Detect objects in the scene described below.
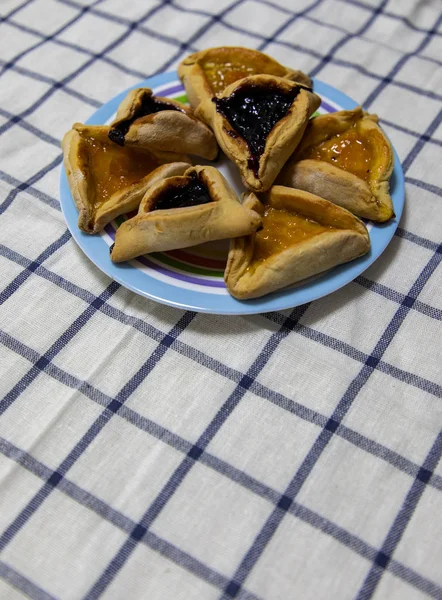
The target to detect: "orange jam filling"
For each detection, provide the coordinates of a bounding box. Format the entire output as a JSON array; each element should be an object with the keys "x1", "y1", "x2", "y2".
[
  {"x1": 82, "y1": 135, "x2": 158, "y2": 209},
  {"x1": 301, "y1": 125, "x2": 378, "y2": 182},
  {"x1": 253, "y1": 207, "x2": 334, "y2": 262},
  {"x1": 202, "y1": 60, "x2": 261, "y2": 96}
]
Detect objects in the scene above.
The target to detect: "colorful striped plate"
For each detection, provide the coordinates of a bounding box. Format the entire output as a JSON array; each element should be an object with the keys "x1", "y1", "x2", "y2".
[{"x1": 59, "y1": 71, "x2": 404, "y2": 314}]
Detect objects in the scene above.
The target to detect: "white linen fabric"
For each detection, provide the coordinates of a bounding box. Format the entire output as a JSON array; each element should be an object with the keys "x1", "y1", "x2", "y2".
[{"x1": 0, "y1": 0, "x2": 441, "y2": 599}]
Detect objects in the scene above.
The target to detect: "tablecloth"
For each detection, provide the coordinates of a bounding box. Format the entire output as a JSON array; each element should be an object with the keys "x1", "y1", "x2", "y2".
[{"x1": 1, "y1": 0, "x2": 442, "y2": 598}]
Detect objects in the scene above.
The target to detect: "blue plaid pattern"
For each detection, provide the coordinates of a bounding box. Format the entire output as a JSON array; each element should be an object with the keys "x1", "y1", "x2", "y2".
[{"x1": 1, "y1": 0, "x2": 442, "y2": 598}]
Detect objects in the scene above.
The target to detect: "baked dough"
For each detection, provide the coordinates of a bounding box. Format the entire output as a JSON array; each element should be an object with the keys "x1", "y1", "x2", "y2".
[
  {"x1": 110, "y1": 165, "x2": 262, "y2": 262},
  {"x1": 61, "y1": 123, "x2": 190, "y2": 233},
  {"x1": 108, "y1": 88, "x2": 218, "y2": 160},
  {"x1": 225, "y1": 185, "x2": 370, "y2": 299},
  {"x1": 278, "y1": 107, "x2": 394, "y2": 222},
  {"x1": 197, "y1": 74, "x2": 321, "y2": 193},
  {"x1": 178, "y1": 46, "x2": 312, "y2": 115}
]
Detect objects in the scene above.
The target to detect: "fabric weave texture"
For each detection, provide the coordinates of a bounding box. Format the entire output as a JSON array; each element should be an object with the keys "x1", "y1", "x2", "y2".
[{"x1": 0, "y1": 0, "x2": 442, "y2": 599}]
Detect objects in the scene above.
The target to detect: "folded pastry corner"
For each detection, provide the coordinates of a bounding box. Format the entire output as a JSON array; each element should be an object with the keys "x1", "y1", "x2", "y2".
[
  {"x1": 62, "y1": 123, "x2": 191, "y2": 233},
  {"x1": 277, "y1": 107, "x2": 395, "y2": 222},
  {"x1": 178, "y1": 46, "x2": 312, "y2": 115},
  {"x1": 197, "y1": 74, "x2": 321, "y2": 193},
  {"x1": 224, "y1": 185, "x2": 370, "y2": 300},
  {"x1": 108, "y1": 88, "x2": 218, "y2": 160},
  {"x1": 110, "y1": 165, "x2": 262, "y2": 263}
]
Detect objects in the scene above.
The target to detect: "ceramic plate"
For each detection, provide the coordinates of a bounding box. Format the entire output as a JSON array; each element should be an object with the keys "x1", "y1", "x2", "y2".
[{"x1": 59, "y1": 71, "x2": 404, "y2": 314}]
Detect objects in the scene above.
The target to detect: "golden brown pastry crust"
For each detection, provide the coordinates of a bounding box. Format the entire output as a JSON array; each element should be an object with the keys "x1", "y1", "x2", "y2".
[
  {"x1": 109, "y1": 88, "x2": 218, "y2": 160},
  {"x1": 178, "y1": 46, "x2": 312, "y2": 115},
  {"x1": 225, "y1": 186, "x2": 370, "y2": 299},
  {"x1": 61, "y1": 123, "x2": 190, "y2": 233},
  {"x1": 197, "y1": 74, "x2": 321, "y2": 193},
  {"x1": 278, "y1": 107, "x2": 394, "y2": 222},
  {"x1": 110, "y1": 165, "x2": 262, "y2": 262}
]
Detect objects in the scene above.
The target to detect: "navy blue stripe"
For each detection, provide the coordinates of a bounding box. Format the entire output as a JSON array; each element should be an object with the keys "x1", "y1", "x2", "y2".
[
  {"x1": 405, "y1": 176, "x2": 442, "y2": 198},
  {"x1": 264, "y1": 309, "x2": 442, "y2": 399},
  {"x1": 0, "y1": 1, "x2": 100, "y2": 78},
  {"x1": 3, "y1": 17, "x2": 149, "y2": 81},
  {"x1": 362, "y1": 12, "x2": 442, "y2": 110},
  {"x1": 0, "y1": 438, "x2": 261, "y2": 600},
  {"x1": 307, "y1": 2, "x2": 442, "y2": 39},
  {"x1": 219, "y1": 424, "x2": 342, "y2": 598},
  {"x1": 0, "y1": 2, "x2": 170, "y2": 140},
  {"x1": 84, "y1": 304, "x2": 310, "y2": 599},
  {"x1": 175, "y1": 0, "x2": 442, "y2": 96},
  {"x1": 176, "y1": 0, "x2": 442, "y2": 40},
  {"x1": 2, "y1": 4, "x2": 440, "y2": 155},
  {"x1": 147, "y1": 0, "x2": 248, "y2": 80},
  {"x1": 58, "y1": 0, "x2": 200, "y2": 56},
  {"x1": 309, "y1": 0, "x2": 388, "y2": 77},
  {"x1": 220, "y1": 242, "x2": 442, "y2": 597},
  {"x1": 356, "y1": 430, "x2": 442, "y2": 599},
  {"x1": 395, "y1": 227, "x2": 440, "y2": 253},
  {"x1": 277, "y1": 8, "x2": 442, "y2": 92},
  {"x1": 0, "y1": 560, "x2": 56, "y2": 600},
  {"x1": 341, "y1": 0, "x2": 442, "y2": 36},
  {"x1": 0, "y1": 329, "x2": 187, "y2": 448},
  {"x1": 289, "y1": 500, "x2": 442, "y2": 599},
  {"x1": 2, "y1": 435, "x2": 441, "y2": 600},
  {"x1": 0, "y1": 0, "x2": 36, "y2": 22},
  {"x1": 166, "y1": 0, "x2": 442, "y2": 105},
  {"x1": 2, "y1": 239, "x2": 442, "y2": 449},
  {"x1": 1, "y1": 1, "x2": 440, "y2": 598},
  {"x1": 382, "y1": 118, "x2": 442, "y2": 149},
  {"x1": 0, "y1": 281, "x2": 119, "y2": 420},
  {"x1": 0, "y1": 168, "x2": 60, "y2": 212},
  {"x1": 0, "y1": 309, "x2": 194, "y2": 555},
  {"x1": 0, "y1": 106, "x2": 60, "y2": 147},
  {"x1": 355, "y1": 275, "x2": 442, "y2": 322},
  {"x1": 3, "y1": 309, "x2": 442, "y2": 506},
  {"x1": 2, "y1": 236, "x2": 441, "y2": 427},
  {"x1": 276, "y1": 35, "x2": 442, "y2": 104},
  {"x1": 0, "y1": 154, "x2": 63, "y2": 215},
  {"x1": 152, "y1": 0, "x2": 321, "y2": 78},
  {"x1": 0, "y1": 58, "x2": 101, "y2": 108},
  {"x1": 4, "y1": 0, "x2": 441, "y2": 119},
  {"x1": 257, "y1": 0, "x2": 324, "y2": 51},
  {"x1": 402, "y1": 108, "x2": 442, "y2": 174},
  {"x1": 336, "y1": 424, "x2": 442, "y2": 495},
  {"x1": 0, "y1": 230, "x2": 70, "y2": 306}
]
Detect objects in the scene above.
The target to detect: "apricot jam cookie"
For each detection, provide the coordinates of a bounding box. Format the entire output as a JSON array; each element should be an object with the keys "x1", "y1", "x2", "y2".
[
  {"x1": 278, "y1": 108, "x2": 394, "y2": 222},
  {"x1": 224, "y1": 185, "x2": 370, "y2": 299},
  {"x1": 62, "y1": 123, "x2": 190, "y2": 233}
]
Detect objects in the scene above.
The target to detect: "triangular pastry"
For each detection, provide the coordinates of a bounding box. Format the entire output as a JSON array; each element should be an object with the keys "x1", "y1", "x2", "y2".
[
  {"x1": 178, "y1": 46, "x2": 312, "y2": 115},
  {"x1": 197, "y1": 74, "x2": 321, "y2": 193},
  {"x1": 110, "y1": 165, "x2": 262, "y2": 263},
  {"x1": 277, "y1": 107, "x2": 394, "y2": 222},
  {"x1": 62, "y1": 123, "x2": 190, "y2": 233},
  {"x1": 225, "y1": 185, "x2": 370, "y2": 299},
  {"x1": 108, "y1": 88, "x2": 218, "y2": 160}
]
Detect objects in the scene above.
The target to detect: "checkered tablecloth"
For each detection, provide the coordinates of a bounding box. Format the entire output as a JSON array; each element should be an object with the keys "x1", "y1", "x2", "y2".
[{"x1": 1, "y1": 0, "x2": 442, "y2": 598}]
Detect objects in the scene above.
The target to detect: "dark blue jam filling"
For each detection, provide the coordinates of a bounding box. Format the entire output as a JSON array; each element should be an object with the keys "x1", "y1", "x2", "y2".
[
  {"x1": 108, "y1": 95, "x2": 180, "y2": 146},
  {"x1": 213, "y1": 83, "x2": 308, "y2": 176},
  {"x1": 153, "y1": 172, "x2": 212, "y2": 210}
]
